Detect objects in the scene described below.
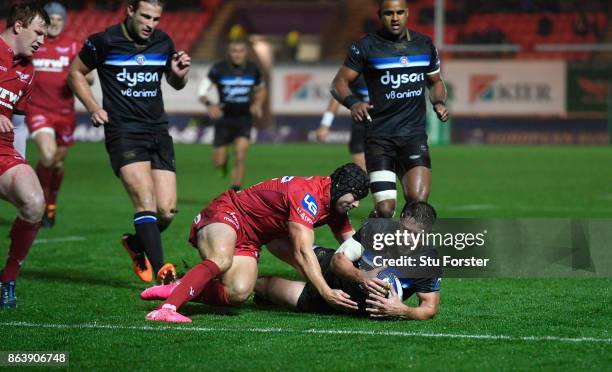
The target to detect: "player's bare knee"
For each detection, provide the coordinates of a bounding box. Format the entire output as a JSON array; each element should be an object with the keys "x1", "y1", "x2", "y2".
[
  {"x1": 376, "y1": 200, "x2": 396, "y2": 218},
  {"x1": 157, "y1": 207, "x2": 176, "y2": 223},
  {"x1": 21, "y1": 193, "x2": 45, "y2": 222},
  {"x1": 226, "y1": 283, "x2": 253, "y2": 304}
]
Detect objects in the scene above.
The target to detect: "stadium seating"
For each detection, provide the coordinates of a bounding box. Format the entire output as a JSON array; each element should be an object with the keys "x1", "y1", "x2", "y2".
[{"x1": 0, "y1": 2, "x2": 220, "y2": 53}]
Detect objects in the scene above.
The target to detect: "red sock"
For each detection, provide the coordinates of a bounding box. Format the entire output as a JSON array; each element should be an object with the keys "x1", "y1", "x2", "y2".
[
  {"x1": 198, "y1": 279, "x2": 230, "y2": 306},
  {"x1": 162, "y1": 259, "x2": 221, "y2": 309},
  {"x1": 49, "y1": 167, "x2": 64, "y2": 205},
  {"x1": 1, "y1": 218, "x2": 41, "y2": 282},
  {"x1": 35, "y1": 161, "x2": 53, "y2": 203}
]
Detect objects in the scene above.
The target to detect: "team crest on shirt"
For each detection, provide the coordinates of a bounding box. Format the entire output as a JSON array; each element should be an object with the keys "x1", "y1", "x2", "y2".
[
  {"x1": 15, "y1": 71, "x2": 30, "y2": 82},
  {"x1": 135, "y1": 54, "x2": 146, "y2": 65},
  {"x1": 400, "y1": 56, "x2": 409, "y2": 66}
]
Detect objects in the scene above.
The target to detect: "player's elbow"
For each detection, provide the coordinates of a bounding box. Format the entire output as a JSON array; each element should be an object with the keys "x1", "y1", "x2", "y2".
[
  {"x1": 330, "y1": 253, "x2": 343, "y2": 274},
  {"x1": 417, "y1": 305, "x2": 438, "y2": 321}
]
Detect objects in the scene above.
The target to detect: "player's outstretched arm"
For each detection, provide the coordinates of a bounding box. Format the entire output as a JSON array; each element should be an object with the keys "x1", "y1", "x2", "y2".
[
  {"x1": 316, "y1": 98, "x2": 341, "y2": 142},
  {"x1": 427, "y1": 72, "x2": 449, "y2": 122},
  {"x1": 366, "y1": 286, "x2": 439, "y2": 320},
  {"x1": 288, "y1": 222, "x2": 358, "y2": 311},
  {"x1": 166, "y1": 51, "x2": 191, "y2": 90},
  {"x1": 68, "y1": 57, "x2": 107, "y2": 126},
  {"x1": 331, "y1": 66, "x2": 373, "y2": 123}
]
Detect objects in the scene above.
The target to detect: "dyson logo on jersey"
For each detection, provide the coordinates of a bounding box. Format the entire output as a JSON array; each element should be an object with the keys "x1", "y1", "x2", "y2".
[
  {"x1": 116, "y1": 68, "x2": 160, "y2": 87},
  {"x1": 380, "y1": 71, "x2": 425, "y2": 89}
]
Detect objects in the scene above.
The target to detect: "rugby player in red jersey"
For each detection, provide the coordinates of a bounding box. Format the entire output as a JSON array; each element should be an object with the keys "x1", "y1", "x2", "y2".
[
  {"x1": 0, "y1": 3, "x2": 49, "y2": 309},
  {"x1": 26, "y1": 3, "x2": 89, "y2": 228},
  {"x1": 142, "y1": 163, "x2": 369, "y2": 322}
]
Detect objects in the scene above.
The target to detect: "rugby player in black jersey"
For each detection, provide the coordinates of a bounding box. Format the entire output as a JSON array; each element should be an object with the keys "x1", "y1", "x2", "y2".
[
  {"x1": 68, "y1": 0, "x2": 191, "y2": 283},
  {"x1": 255, "y1": 201, "x2": 441, "y2": 320},
  {"x1": 331, "y1": 0, "x2": 449, "y2": 218},
  {"x1": 198, "y1": 40, "x2": 266, "y2": 191},
  {"x1": 316, "y1": 74, "x2": 369, "y2": 171}
]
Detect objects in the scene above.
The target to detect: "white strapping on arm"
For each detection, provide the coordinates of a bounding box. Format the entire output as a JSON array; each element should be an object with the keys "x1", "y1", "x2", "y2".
[
  {"x1": 335, "y1": 237, "x2": 363, "y2": 262},
  {"x1": 197, "y1": 77, "x2": 220, "y2": 105},
  {"x1": 320, "y1": 111, "x2": 335, "y2": 127},
  {"x1": 12, "y1": 114, "x2": 27, "y2": 159}
]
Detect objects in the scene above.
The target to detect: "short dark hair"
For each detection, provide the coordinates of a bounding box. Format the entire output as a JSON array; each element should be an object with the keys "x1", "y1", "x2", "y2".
[
  {"x1": 128, "y1": 0, "x2": 166, "y2": 10},
  {"x1": 6, "y1": 2, "x2": 50, "y2": 28},
  {"x1": 401, "y1": 201, "x2": 437, "y2": 229},
  {"x1": 378, "y1": 0, "x2": 407, "y2": 16}
]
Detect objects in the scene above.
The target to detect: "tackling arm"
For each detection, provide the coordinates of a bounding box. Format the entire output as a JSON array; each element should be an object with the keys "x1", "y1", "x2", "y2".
[{"x1": 288, "y1": 222, "x2": 358, "y2": 311}]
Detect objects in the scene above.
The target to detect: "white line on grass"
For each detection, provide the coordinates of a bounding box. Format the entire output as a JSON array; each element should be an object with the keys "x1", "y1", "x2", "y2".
[
  {"x1": 1, "y1": 321, "x2": 610, "y2": 344},
  {"x1": 33, "y1": 236, "x2": 86, "y2": 245}
]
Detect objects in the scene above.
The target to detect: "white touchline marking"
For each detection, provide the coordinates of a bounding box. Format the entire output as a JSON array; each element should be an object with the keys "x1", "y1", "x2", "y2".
[
  {"x1": 33, "y1": 236, "x2": 86, "y2": 245},
  {"x1": 0, "y1": 321, "x2": 610, "y2": 344}
]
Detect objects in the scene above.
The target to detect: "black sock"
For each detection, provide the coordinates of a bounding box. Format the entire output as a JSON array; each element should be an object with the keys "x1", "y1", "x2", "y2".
[
  {"x1": 126, "y1": 234, "x2": 144, "y2": 253},
  {"x1": 134, "y1": 211, "x2": 164, "y2": 273}
]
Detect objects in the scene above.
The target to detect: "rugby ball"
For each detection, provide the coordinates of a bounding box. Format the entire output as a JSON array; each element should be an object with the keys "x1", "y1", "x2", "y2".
[{"x1": 376, "y1": 270, "x2": 403, "y2": 299}]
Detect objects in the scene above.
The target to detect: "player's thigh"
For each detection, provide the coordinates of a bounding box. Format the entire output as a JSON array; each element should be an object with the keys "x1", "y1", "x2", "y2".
[
  {"x1": 119, "y1": 161, "x2": 156, "y2": 211},
  {"x1": 256, "y1": 277, "x2": 306, "y2": 310},
  {"x1": 221, "y1": 255, "x2": 259, "y2": 304},
  {"x1": 152, "y1": 169, "x2": 176, "y2": 212},
  {"x1": 397, "y1": 136, "x2": 432, "y2": 201},
  {"x1": 196, "y1": 222, "x2": 238, "y2": 271},
  {"x1": 0, "y1": 164, "x2": 44, "y2": 220},
  {"x1": 32, "y1": 130, "x2": 57, "y2": 160}
]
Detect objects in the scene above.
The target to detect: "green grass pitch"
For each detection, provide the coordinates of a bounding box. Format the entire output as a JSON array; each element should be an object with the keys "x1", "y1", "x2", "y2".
[{"x1": 1, "y1": 142, "x2": 611, "y2": 370}]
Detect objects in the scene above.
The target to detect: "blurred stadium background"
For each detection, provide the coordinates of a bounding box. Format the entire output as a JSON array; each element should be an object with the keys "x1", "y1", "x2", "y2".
[{"x1": 2, "y1": 0, "x2": 611, "y2": 146}]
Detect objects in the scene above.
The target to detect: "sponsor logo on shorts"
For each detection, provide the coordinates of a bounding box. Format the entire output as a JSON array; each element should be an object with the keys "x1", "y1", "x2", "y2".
[
  {"x1": 301, "y1": 194, "x2": 318, "y2": 217},
  {"x1": 122, "y1": 150, "x2": 137, "y2": 160},
  {"x1": 281, "y1": 176, "x2": 294, "y2": 183}
]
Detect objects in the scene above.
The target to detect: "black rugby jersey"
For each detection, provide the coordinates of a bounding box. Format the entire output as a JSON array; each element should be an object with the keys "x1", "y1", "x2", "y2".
[
  {"x1": 79, "y1": 22, "x2": 176, "y2": 134},
  {"x1": 208, "y1": 60, "x2": 262, "y2": 117},
  {"x1": 344, "y1": 30, "x2": 440, "y2": 138},
  {"x1": 350, "y1": 74, "x2": 370, "y2": 104}
]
